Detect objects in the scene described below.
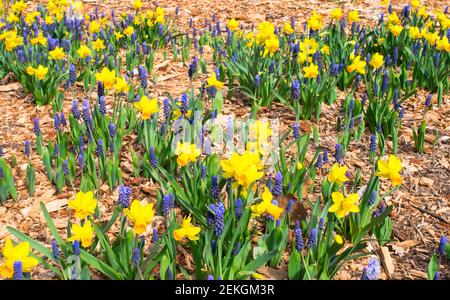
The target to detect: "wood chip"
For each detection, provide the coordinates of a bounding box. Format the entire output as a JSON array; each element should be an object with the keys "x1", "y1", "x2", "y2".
[
  {"x1": 0, "y1": 82, "x2": 21, "y2": 92},
  {"x1": 378, "y1": 246, "x2": 395, "y2": 278}
]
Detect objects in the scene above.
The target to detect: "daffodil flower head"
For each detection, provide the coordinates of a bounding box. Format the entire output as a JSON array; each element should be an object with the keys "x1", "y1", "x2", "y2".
[
  {"x1": 0, "y1": 239, "x2": 39, "y2": 279},
  {"x1": 250, "y1": 187, "x2": 283, "y2": 220},
  {"x1": 262, "y1": 34, "x2": 280, "y2": 58},
  {"x1": 220, "y1": 151, "x2": 264, "y2": 189},
  {"x1": 328, "y1": 192, "x2": 360, "y2": 218},
  {"x1": 133, "y1": 95, "x2": 159, "y2": 120},
  {"x1": 370, "y1": 52, "x2": 384, "y2": 69},
  {"x1": 33, "y1": 65, "x2": 48, "y2": 80},
  {"x1": 206, "y1": 72, "x2": 224, "y2": 90},
  {"x1": 375, "y1": 155, "x2": 403, "y2": 186},
  {"x1": 282, "y1": 22, "x2": 294, "y2": 34},
  {"x1": 68, "y1": 191, "x2": 97, "y2": 219},
  {"x1": 330, "y1": 7, "x2": 343, "y2": 20},
  {"x1": 95, "y1": 67, "x2": 116, "y2": 89},
  {"x1": 228, "y1": 18, "x2": 239, "y2": 32},
  {"x1": 346, "y1": 55, "x2": 366, "y2": 74},
  {"x1": 327, "y1": 163, "x2": 349, "y2": 185},
  {"x1": 49, "y1": 46, "x2": 65, "y2": 60},
  {"x1": 68, "y1": 221, "x2": 95, "y2": 248},
  {"x1": 173, "y1": 216, "x2": 201, "y2": 242},
  {"x1": 303, "y1": 63, "x2": 319, "y2": 79},
  {"x1": 175, "y1": 142, "x2": 201, "y2": 167},
  {"x1": 124, "y1": 200, "x2": 155, "y2": 235},
  {"x1": 77, "y1": 44, "x2": 92, "y2": 59}
]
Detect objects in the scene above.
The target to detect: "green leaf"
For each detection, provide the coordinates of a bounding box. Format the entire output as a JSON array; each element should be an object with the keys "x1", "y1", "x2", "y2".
[
  {"x1": 79, "y1": 250, "x2": 123, "y2": 280},
  {"x1": 427, "y1": 254, "x2": 439, "y2": 280},
  {"x1": 288, "y1": 249, "x2": 300, "y2": 280},
  {"x1": 40, "y1": 202, "x2": 69, "y2": 256},
  {"x1": 239, "y1": 250, "x2": 277, "y2": 275},
  {"x1": 7, "y1": 226, "x2": 53, "y2": 259}
]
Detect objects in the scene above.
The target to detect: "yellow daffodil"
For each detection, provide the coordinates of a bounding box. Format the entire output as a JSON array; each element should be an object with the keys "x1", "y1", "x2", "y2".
[
  {"x1": 328, "y1": 192, "x2": 360, "y2": 218},
  {"x1": 154, "y1": 7, "x2": 165, "y2": 24},
  {"x1": 244, "y1": 32, "x2": 255, "y2": 48},
  {"x1": 389, "y1": 24, "x2": 403, "y2": 37},
  {"x1": 49, "y1": 46, "x2": 65, "y2": 60},
  {"x1": 330, "y1": 8, "x2": 343, "y2": 20},
  {"x1": 68, "y1": 221, "x2": 95, "y2": 247},
  {"x1": 33, "y1": 65, "x2": 48, "y2": 80},
  {"x1": 327, "y1": 163, "x2": 349, "y2": 185},
  {"x1": 0, "y1": 239, "x2": 39, "y2": 279},
  {"x1": 263, "y1": 34, "x2": 279, "y2": 57},
  {"x1": 45, "y1": 15, "x2": 54, "y2": 24},
  {"x1": 3, "y1": 31, "x2": 23, "y2": 51},
  {"x1": 409, "y1": 26, "x2": 422, "y2": 40},
  {"x1": 26, "y1": 66, "x2": 35, "y2": 75},
  {"x1": 228, "y1": 18, "x2": 239, "y2": 32},
  {"x1": 221, "y1": 151, "x2": 264, "y2": 190},
  {"x1": 282, "y1": 22, "x2": 294, "y2": 34},
  {"x1": 307, "y1": 11, "x2": 323, "y2": 31},
  {"x1": 206, "y1": 72, "x2": 224, "y2": 89},
  {"x1": 92, "y1": 39, "x2": 105, "y2": 51},
  {"x1": 250, "y1": 187, "x2": 283, "y2": 220},
  {"x1": 124, "y1": 200, "x2": 155, "y2": 235},
  {"x1": 303, "y1": 63, "x2": 319, "y2": 79},
  {"x1": 175, "y1": 142, "x2": 201, "y2": 167},
  {"x1": 72, "y1": 1, "x2": 83, "y2": 12},
  {"x1": 387, "y1": 12, "x2": 401, "y2": 26},
  {"x1": 30, "y1": 31, "x2": 47, "y2": 46},
  {"x1": 370, "y1": 52, "x2": 384, "y2": 69},
  {"x1": 124, "y1": 26, "x2": 134, "y2": 36},
  {"x1": 417, "y1": 6, "x2": 428, "y2": 18},
  {"x1": 77, "y1": 44, "x2": 92, "y2": 59},
  {"x1": 95, "y1": 67, "x2": 116, "y2": 89},
  {"x1": 423, "y1": 30, "x2": 439, "y2": 46},
  {"x1": 25, "y1": 12, "x2": 40, "y2": 25},
  {"x1": 115, "y1": 31, "x2": 124, "y2": 40},
  {"x1": 68, "y1": 191, "x2": 97, "y2": 220},
  {"x1": 300, "y1": 38, "x2": 318, "y2": 55},
  {"x1": 347, "y1": 55, "x2": 366, "y2": 74},
  {"x1": 375, "y1": 155, "x2": 403, "y2": 186},
  {"x1": 7, "y1": 13, "x2": 20, "y2": 23},
  {"x1": 297, "y1": 51, "x2": 308, "y2": 64},
  {"x1": 410, "y1": 0, "x2": 420, "y2": 9},
  {"x1": 249, "y1": 120, "x2": 272, "y2": 146},
  {"x1": 114, "y1": 77, "x2": 130, "y2": 93},
  {"x1": 89, "y1": 20, "x2": 100, "y2": 34},
  {"x1": 11, "y1": 0, "x2": 28, "y2": 13},
  {"x1": 436, "y1": 36, "x2": 450, "y2": 52},
  {"x1": 348, "y1": 10, "x2": 359, "y2": 23},
  {"x1": 256, "y1": 21, "x2": 275, "y2": 44},
  {"x1": 133, "y1": 0, "x2": 142, "y2": 10},
  {"x1": 133, "y1": 95, "x2": 159, "y2": 120},
  {"x1": 173, "y1": 216, "x2": 201, "y2": 242},
  {"x1": 321, "y1": 45, "x2": 330, "y2": 55},
  {"x1": 335, "y1": 234, "x2": 344, "y2": 244}
]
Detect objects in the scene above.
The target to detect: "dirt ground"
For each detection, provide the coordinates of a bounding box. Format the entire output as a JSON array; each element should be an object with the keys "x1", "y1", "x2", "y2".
[{"x1": 0, "y1": 0, "x2": 449, "y2": 280}]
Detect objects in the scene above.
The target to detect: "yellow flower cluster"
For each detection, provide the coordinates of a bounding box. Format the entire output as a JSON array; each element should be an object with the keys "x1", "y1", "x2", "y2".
[
  {"x1": 221, "y1": 151, "x2": 264, "y2": 191},
  {"x1": 26, "y1": 65, "x2": 49, "y2": 80},
  {"x1": 67, "y1": 191, "x2": 98, "y2": 248},
  {"x1": 175, "y1": 142, "x2": 201, "y2": 167},
  {"x1": 307, "y1": 11, "x2": 323, "y2": 31},
  {"x1": 0, "y1": 30, "x2": 23, "y2": 51}
]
